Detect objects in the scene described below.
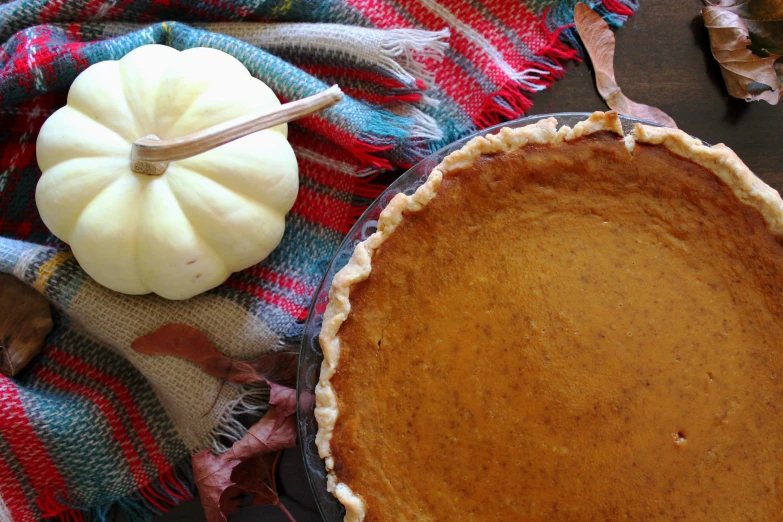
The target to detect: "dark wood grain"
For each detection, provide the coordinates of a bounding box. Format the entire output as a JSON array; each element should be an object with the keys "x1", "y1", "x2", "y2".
[{"x1": 529, "y1": 0, "x2": 783, "y2": 189}]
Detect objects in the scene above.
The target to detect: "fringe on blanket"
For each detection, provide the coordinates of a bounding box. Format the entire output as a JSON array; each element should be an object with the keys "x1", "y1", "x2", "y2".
[
  {"x1": 41, "y1": 459, "x2": 194, "y2": 522},
  {"x1": 203, "y1": 23, "x2": 450, "y2": 87},
  {"x1": 475, "y1": 1, "x2": 638, "y2": 129},
  {"x1": 210, "y1": 384, "x2": 271, "y2": 454},
  {"x1": 475, "y1": 19, "x2": 579, "y2": 128},
  {"x1": 92, "y1": 22, "x2": 448, "y2": 106}
]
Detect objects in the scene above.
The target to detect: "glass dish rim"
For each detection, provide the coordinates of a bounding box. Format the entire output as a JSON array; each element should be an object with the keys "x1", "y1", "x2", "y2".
[{"x1": 296, "y1": 112, "x2": 665, "y2": 522}]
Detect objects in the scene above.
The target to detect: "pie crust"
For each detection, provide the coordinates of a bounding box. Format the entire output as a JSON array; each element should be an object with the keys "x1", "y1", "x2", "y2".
[{"x1": 314, "y1": 112, "x2": 783, "y2": 521}]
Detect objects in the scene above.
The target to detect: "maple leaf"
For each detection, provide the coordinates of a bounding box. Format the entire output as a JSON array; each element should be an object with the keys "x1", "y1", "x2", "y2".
[
  {"x1": 573, "y1": 3, "x2": 678, "y2": 127},
  {"x1": 131, "y1": 324, "x2": 297, "y2": 386},
  {"x1": 192, "y1": 449, "x2": 244, "y2": 521},
  {"x1": 703, "y1": 0, "x2": 782, "y2": 104},
  {"x1": 192, "y1": 397, "x2": 299, "y2": 522},
  {"x1": 233, "y1": 452, "x2": 282, "y2": 506}
]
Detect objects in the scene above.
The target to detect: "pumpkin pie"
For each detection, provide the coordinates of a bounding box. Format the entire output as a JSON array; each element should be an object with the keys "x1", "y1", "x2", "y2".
[{"x1": 314, "y1": 112, "x2": 783, "y2": 521}]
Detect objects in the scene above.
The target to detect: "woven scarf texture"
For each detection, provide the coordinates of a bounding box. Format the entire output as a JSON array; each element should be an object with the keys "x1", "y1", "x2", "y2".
[{"x1": 0, "y1": 0, "x2": 638, "y2": 520}]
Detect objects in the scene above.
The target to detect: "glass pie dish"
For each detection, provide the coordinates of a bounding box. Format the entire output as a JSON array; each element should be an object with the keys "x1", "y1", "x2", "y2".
[{"x1": 296, "y1": 113, "x2": 662, "y2": 521}]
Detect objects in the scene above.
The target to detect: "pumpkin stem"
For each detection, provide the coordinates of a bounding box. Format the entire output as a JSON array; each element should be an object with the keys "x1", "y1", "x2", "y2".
[
  {"x1": 131, "y1": 134, "x2": 168, "y2": 175},
  {"x1": 129, "y1": 85, "x2": 344, "y2": 175}
]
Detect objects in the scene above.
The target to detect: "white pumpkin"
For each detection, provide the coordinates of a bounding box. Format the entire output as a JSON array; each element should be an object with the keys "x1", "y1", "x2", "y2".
[{"x1": 35, "y1": 44, "x2": 298, "y2": 300}]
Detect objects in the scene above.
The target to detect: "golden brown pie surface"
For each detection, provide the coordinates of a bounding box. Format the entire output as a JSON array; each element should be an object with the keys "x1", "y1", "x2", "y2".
[{"x1": 317, "y1": 115, "x2": 783, "y2": 521}]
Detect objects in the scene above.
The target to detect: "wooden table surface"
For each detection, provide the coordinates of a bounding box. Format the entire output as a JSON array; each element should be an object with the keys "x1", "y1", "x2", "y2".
[
  {"x1": 150, "y1": 2, "x2": 781, "y2": 521},
  {"x1": 530, "y1": 0, "x2": 782, "y2": 189}
]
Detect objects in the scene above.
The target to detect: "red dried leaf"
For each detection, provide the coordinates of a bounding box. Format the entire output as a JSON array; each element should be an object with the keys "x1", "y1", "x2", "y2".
[
  {"x1": 231, "y1": 407, "x2": 298, "y2": 461},
  {"x1": 233, "y1": 452, "x2": 298, "y2": 521},
  {"x1": 574, "y1": 3, "x2": 678, "y2": 127},
  {"x1": 192, "y1": 448, "x2": 243, "y2": 522},
  {"x1": 232, "y1": 452, "x2": 282, "y2": 506},
  {"x1": 131, "y1": 324, "x2": 297, "y2": 386},
  {"x1": 231, "y1": 354, "x2": 299, "y2": 386},
  {"x1": 703, "y1": 0, "x2": 782, "y2": 104},
  {"x1": 219, "y1": 486, "x2": 245, "y2": 518},
  {"x1": 270, "y1": 382, "x2": 297, "y2": 421},
  {"x1": 192, "y1": 386, "x2": 298, "y2": 522}
]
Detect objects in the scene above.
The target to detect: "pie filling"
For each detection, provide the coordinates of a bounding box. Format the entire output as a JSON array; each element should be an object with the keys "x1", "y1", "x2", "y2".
[{"x1": 329, "y1": 133, "x2": 783, "y2": 520}]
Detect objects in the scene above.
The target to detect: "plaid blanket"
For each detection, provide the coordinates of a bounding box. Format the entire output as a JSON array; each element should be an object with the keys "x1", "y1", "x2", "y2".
[{"x1": 0, "y1": 0, "x2": 638, "y2": 520}]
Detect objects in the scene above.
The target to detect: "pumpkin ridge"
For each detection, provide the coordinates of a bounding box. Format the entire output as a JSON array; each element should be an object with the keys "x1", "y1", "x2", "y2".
[
  {"x1": 169, "y1": 162, "x2": 288, "y2": 217},
  {"x1": 120, "y1": 75, "x2": 155, "y2": 142},
  {"x1": 131, "y1": 179, "x2": 153, "y2": 295},
  {"x1": 118, "y1": 45, "x2": 179, "y2": 138},
  {"x1": 36, "y1": 107, "x2": 131, "y2": 172},
  {"x1": 153, "y1": 49, "x2": 258, "y2": 140},
  {"x1": 66, "y1": 62, "x2": 141, "y2": 143},
  {"x1": 152, "y1": 81, "x2": 221, "y2": 140},
  {"x1": 133, "y1": 179, "x2": 229, "y2": 297},
  {"x1": 159, "y1": 76, "x2": 284, "y2": 141},
  {"x1": 37, "y1": 158, "x2": 133, "y2": 242},
  {"x1": 70, "y1": 107, "x2": 134, "y2": 146},
  {"x1": 164, "y1": 165, "x2": 284, "y2": 273},
  {"x1": 70, "y1": 174, "x2": 148, "y2": 294},
  {"x1": 158, "y1": 177, "x2": 234, "y2": 274}
]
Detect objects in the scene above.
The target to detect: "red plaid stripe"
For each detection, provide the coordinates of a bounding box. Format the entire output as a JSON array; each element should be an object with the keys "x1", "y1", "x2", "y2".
[
  {"x1": 0, "y1": 377, "x2": 68, "y2": 512},
  {"x1": 32, "y1": 366, "x2": 150, "y2": 489},
  {"x1": 47, "y1": 348, "x2": 172, "y2": 475}
]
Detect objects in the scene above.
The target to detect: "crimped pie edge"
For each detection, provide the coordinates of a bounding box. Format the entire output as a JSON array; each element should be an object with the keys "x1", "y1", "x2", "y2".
[{"x1": 313, "y1": 111, "x2": 783, "y2": 522}]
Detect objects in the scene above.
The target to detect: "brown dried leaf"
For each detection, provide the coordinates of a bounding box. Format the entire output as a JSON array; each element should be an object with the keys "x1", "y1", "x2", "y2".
[
  {"x1": 232, "y1": 405, "x2": 298, "y2": 460},
  {"x1": 708, "y1": 0, "x2": 783, "y2": 54},
  {"x1": 574, "y1": 3, "x2": 678, "y2": 127},
  {"x1": 0, "y1": 274, "x2": 53, "y2": 376},
  {"x1": 269, "y1": 381, "x2": 297, "y2": 421},
  {"x1": 233, "y1": 451, "x2": 299, "y2": 522},
  {"x1": 703, "y1": 0, "x2": 782, "y2": 104},
  {"x1": 192, "y1": 449, "x2": 243, "y2": 521},
  {"x1": 232, "y1": 451, "x2": 282, "y2": 506},
  {"x1": 193, "y1": 397, "x2": 298, "y2": 522},
  {"x1": 131, "y1": 324, "x2": 297, "y2": 386}
]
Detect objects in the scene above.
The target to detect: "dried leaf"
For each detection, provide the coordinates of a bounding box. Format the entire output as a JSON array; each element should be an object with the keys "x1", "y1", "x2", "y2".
[
  {"x1": 219, "y1": 486, "x2": 245, "y2": 518},
  {"x1": 232, "y1": 406, "x2": 298, "y2": 460},
  {"x1": 192, "y1": 449, "x2": 243, "y2": 521},
  {"x1": 232, "y1": 452, "x2": 282, "y2": 506},
  {"x1": 703, "y1": 0, "x2": 782, "y2": 104},
  {"x1": 193, "y1": 394, "x2": 298, "y2": 522},
  {"x1": 137, "y1": 323, "x2": 300, "y2": 520},
  {"x1": 574, "y1": 3, "x2": 678, "y2": 127},
  {"x1": 237, "y1": 452, "x2": 299, "y2": 522},
  {"x1": 708, "y1": 0, "x2": 783, "y2": 54},
  {"x1": 269, "y1": 381, "x2": 297, "y2": 421},
  {"x1": 0, "y1": 274, "x2": 53, "y2": 376},
  {"x1": 131, "y1": 324, "x2": 297, "y2": 386}
]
